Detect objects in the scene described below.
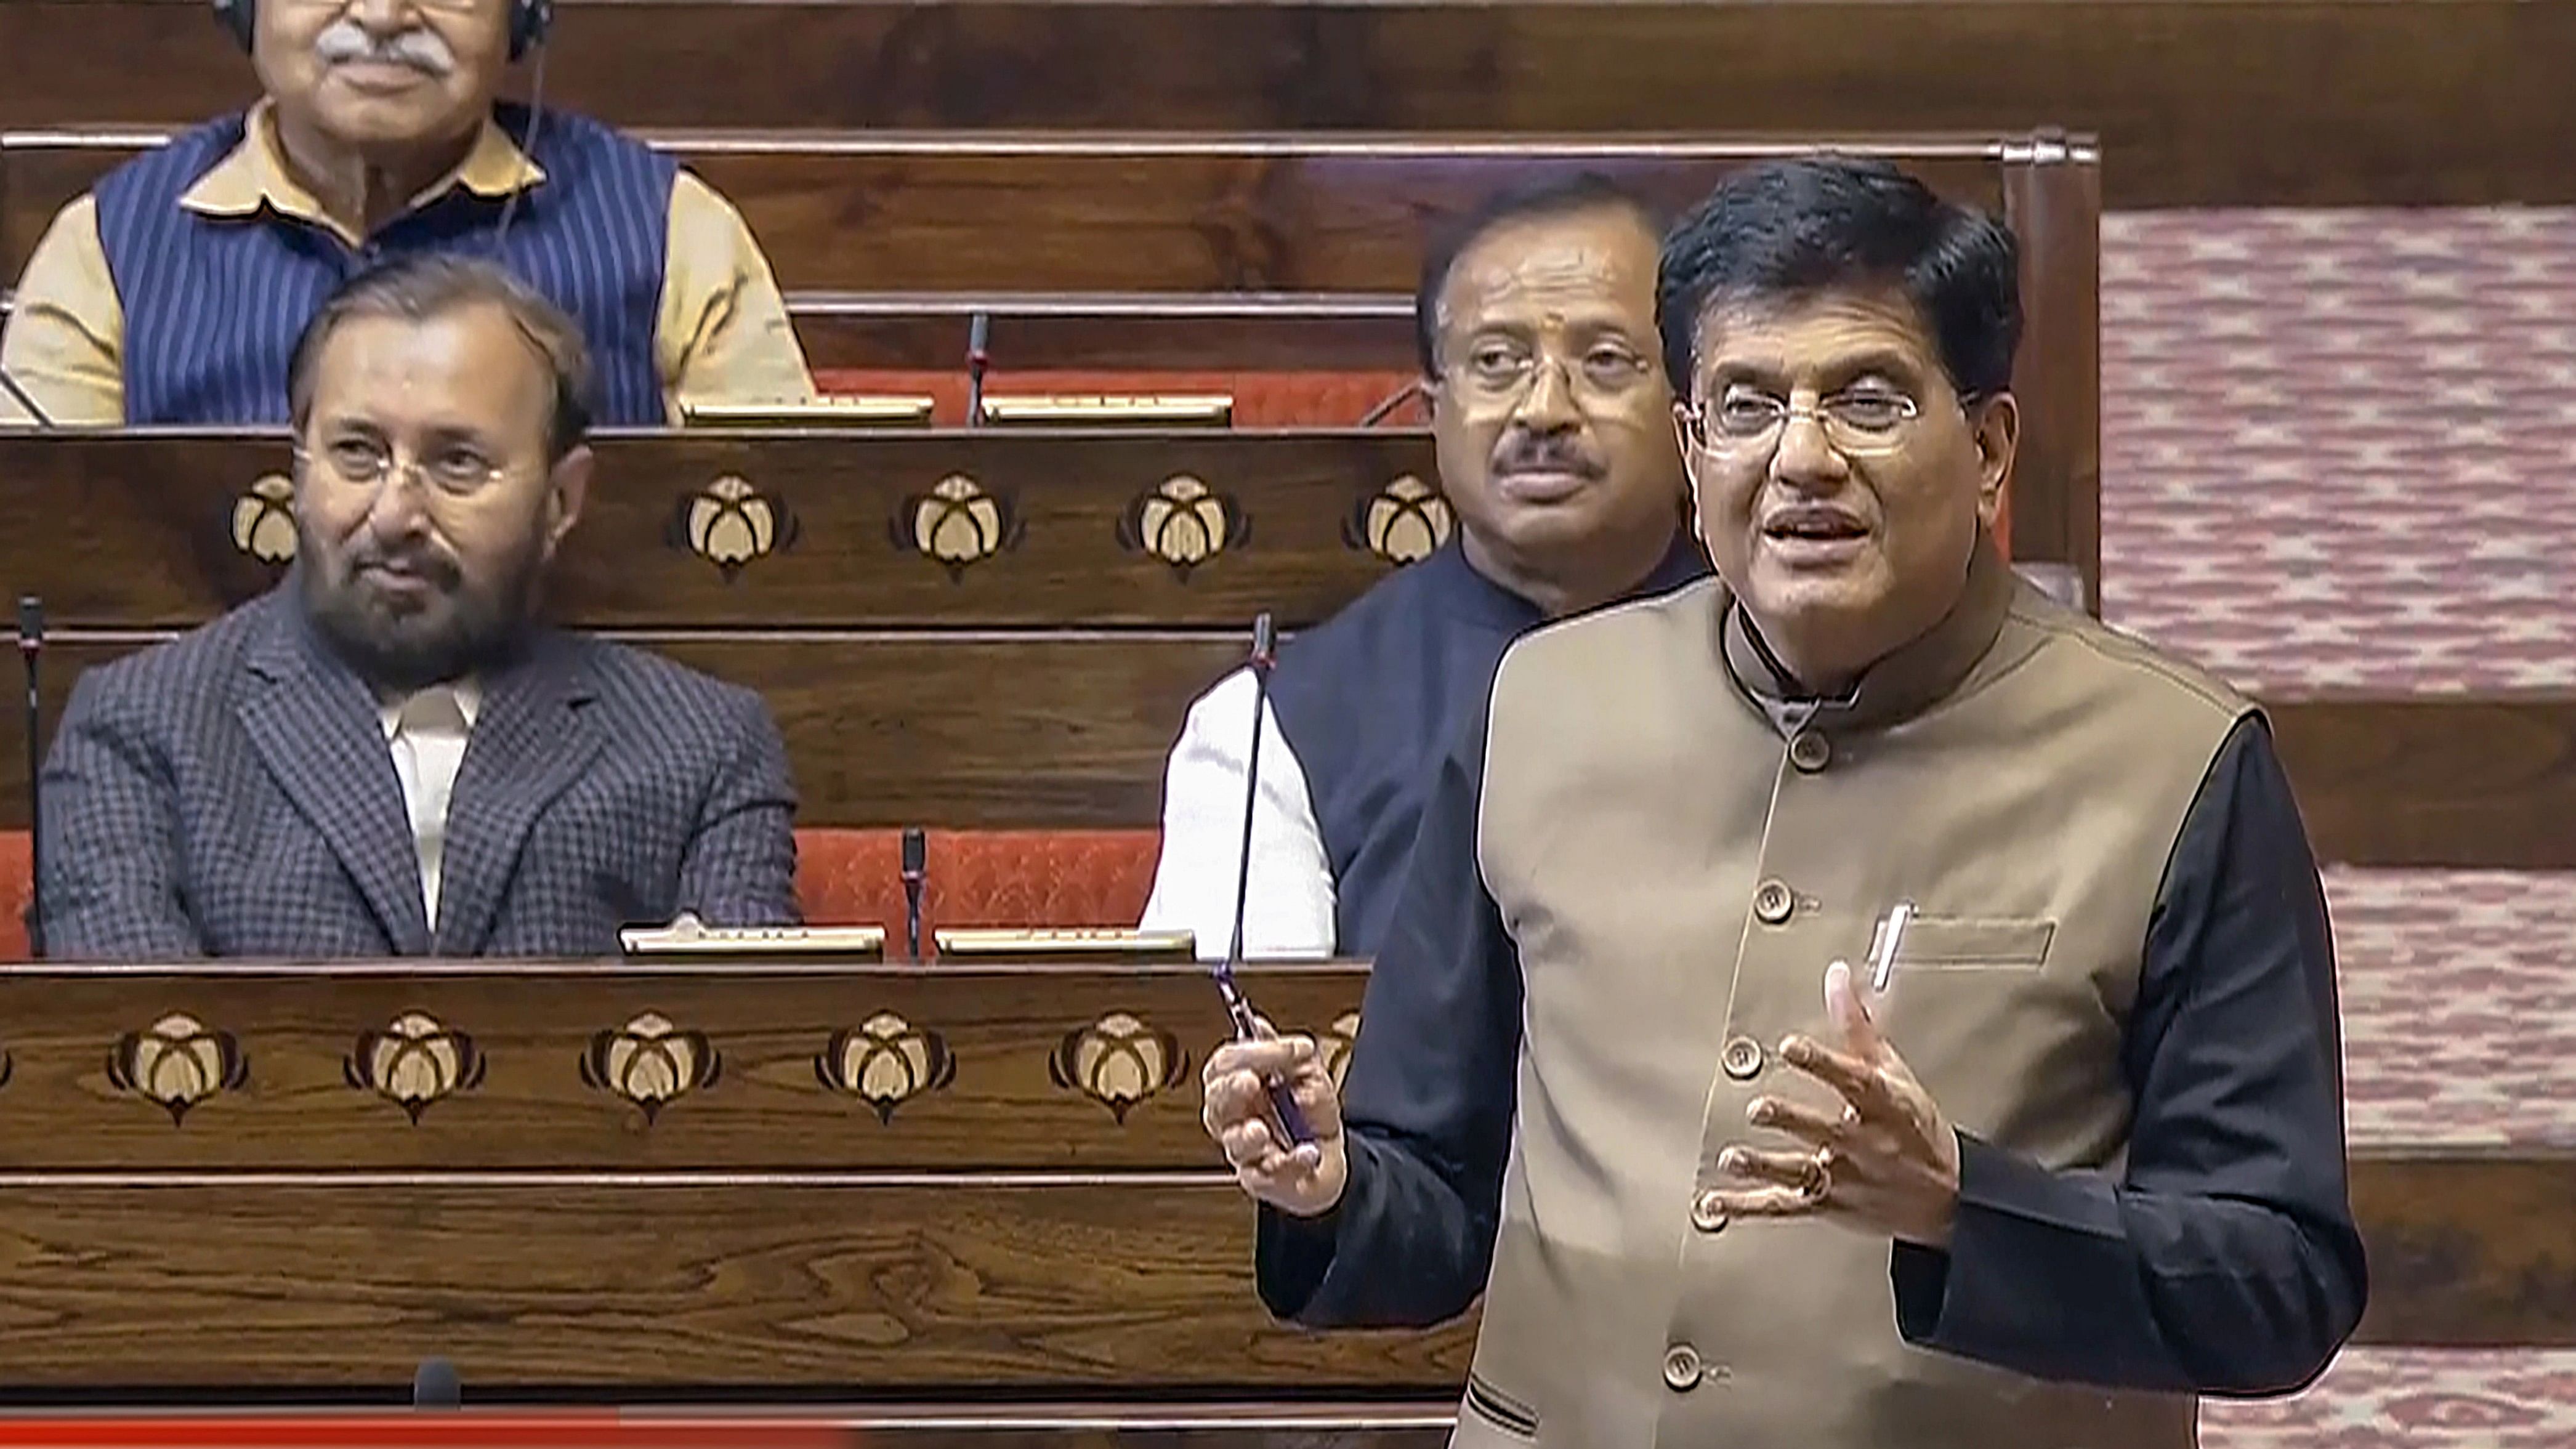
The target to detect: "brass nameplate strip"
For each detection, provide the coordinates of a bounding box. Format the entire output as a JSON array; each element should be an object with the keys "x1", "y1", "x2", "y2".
[
  {"x1": 619, "y1": 923, "x2": 889, "y2": 959},
  {"x1": 979, "y1": 394, "x2": 1234, "y2": 427},
  {"x1": 682, "y1": 397, "x2": 937, "y2": 428},
  {"x1": 934, "y1": 927, "x2": 1197, "y2": 962}
]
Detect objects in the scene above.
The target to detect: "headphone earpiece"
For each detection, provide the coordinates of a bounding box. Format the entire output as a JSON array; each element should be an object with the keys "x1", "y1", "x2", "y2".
[
  {"x1": 509, "y1": 0, "x2": 552, "y2": 59},
  {"x1": 213, "y1": 0, "x2": 551, "y2": 59},
  {"x1": 212, "y1": 0, "x2": 254, "y2": 53}
]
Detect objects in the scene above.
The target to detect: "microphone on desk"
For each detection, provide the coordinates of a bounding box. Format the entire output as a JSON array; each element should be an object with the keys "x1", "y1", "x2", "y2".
[
  {"x1": 964, "y1": 310, "x2": 991, "y2": 428},
  {"x1": 412, "y1": 1356, "x2": 461, "y2": 1410},
  {"x1": 1209, "y1": 612, "x2": 1311, "y2": 1145},
  {"x1": 900, "y1": 825, "x2": 927, "y2": 961},
  {"x1": 0, "y1": 368, "x2": 56, "y2": 430},
  {"x1": 18, "y1": 596, "x2": 44, "y2": 959}
]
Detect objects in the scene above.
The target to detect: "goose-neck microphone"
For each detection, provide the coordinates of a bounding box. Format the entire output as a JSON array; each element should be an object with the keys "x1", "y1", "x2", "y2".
[{"x1": 1210, "y1": 613, "x2": 1310, "y2": 1144}]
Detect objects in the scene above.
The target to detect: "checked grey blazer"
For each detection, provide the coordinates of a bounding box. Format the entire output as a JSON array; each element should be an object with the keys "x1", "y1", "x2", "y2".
[{"x1": 33, "y1": 585, "x2": 799, "y2": 960}]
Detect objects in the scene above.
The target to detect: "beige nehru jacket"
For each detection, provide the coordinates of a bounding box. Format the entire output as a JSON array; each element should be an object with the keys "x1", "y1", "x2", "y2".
[{"x1": 1456, "y1": 546, "x2": 2248, "y2": 1448}]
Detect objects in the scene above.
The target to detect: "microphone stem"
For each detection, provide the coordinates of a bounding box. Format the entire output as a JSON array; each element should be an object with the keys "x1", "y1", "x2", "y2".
[
  {"x1": 1226, "y1": 671, "x2": 1269, "y2": 968},
  {"x1": 1220, "y1": 615, "x2": 1308, "y2": 1144}
]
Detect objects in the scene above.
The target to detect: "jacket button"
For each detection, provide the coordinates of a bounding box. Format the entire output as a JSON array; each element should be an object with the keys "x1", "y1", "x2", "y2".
[
  {"x1": 1720, "y1": 1035, "x2": 1764, "y2": 1081},
  {"x1": 1663, "y1": 1344, "x2": 1704, "y2": 1392},
  {"x1": 1690, "y1": 1190, "x2": 1730, "y2": 1233},
  {"x1": 1788, "y1": 729, "x2": 1831, "y2": 772},
  {"x1": 1752, "y1": 879, "x2": 1793, "y2": 924}
]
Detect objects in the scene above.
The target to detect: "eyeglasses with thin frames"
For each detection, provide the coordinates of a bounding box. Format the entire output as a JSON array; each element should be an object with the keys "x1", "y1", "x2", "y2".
[
  {"x1": 1681, "y1": 386, "x2": 1966, "y2": 459},
  {"x1": 294, "y1": 436, "x2": 512, "y2": 499}
]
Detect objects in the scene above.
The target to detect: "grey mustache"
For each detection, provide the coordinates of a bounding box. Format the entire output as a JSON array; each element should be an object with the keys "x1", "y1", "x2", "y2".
[{"x1": 313, "y1": 19, "x2": 456, "y2": 75}]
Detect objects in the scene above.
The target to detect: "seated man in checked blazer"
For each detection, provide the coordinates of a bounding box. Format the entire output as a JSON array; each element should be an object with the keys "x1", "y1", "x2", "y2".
[{"x1": 31, "y1": 254, "x2": 799, "y2": 961}]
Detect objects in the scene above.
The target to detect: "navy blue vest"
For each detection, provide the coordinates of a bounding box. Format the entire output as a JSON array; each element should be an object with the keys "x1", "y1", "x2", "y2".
[
  {"x1": 1267, "y1": 536, "x2": 1710, "y2": 958},
  {"x1": 92, "y1": 105, "x2": 676, "y2": 426}
]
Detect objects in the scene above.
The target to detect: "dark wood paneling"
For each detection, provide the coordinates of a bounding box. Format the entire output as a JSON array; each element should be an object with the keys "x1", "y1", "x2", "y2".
[
  {"x1": 1998, "y1": 141, "x2": 2099, "y2": 615},
  {"x1": 0, "y1": 634, "x2": 1240, "y2": 829},
  {"x1": 5, "y1": 636, "x2": 2570, "y2": 863},
  {"x1": 611, "y1": 1415, "x2": 1448, "y2": 1449},
  {"x1": 0, "y1": 1176, "x2": 1478, "y2": 1389},
  {"x1": 0, "y1": 132, "x2": 2006, "y2": 293},
  {"x1": 2267, "y1": 696, "x2": 2576, "y2": 871},
  {"x1": 2351, "y1": 1148, "x2": 2576, "y2": 1349},
  {"x1": 0, "y1": 1150, "x2": 2553, "y2": 1396},
  {"x1": 0, "y1": 964, "x2": 1368, "y2": 1171},
  {"x1": 0, "y1": 287, "x2": 1415, "y2": 374},
  {"x1": 0, "y1": 433, "x2": 1436, "y2": 629},
  {"x1": 0, "y1": 1410, "x2": 1453, "y2": 1441},
  {"x1": 0, "y1": 1411, "x2": 1456, "y2": 1447},
  {"x1": 2, "y1": 2, "x2": 2566, "y2": 208}
]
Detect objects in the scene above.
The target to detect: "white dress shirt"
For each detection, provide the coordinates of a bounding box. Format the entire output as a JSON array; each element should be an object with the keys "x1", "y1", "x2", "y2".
[
  {"x1": 379, "y1": 679, "x2": 481, "y2": 926},
  {"x1": 1138, "y1": 667, "x2": 1338, "y2": 961}
]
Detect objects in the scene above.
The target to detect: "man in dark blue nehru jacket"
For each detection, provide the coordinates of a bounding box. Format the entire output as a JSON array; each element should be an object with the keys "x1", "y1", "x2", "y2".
[
  {"x1": 0, "y1": 0, "x2": 810, "y2": 427},
  {"x1": 1141, "y1": 176, "x2": 1708, "y2": 960}
]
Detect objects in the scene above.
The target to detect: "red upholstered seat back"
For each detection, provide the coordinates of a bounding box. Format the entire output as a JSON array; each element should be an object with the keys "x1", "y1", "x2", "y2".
[
  {"x1": 0, "y1": 831, "x2": 26, "y2": 961},
  {"x1": 0, "y1": 828, "x2": 1163, "y2": 960},
  {"x1": 794, "y1": 827, "x2": 1163, "y2": 934}
]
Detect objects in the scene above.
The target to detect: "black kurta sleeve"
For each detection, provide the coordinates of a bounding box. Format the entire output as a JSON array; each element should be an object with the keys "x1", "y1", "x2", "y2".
[
  {"x1": 1254, "y1": 696, "x2": 1522, "y2": 1328},
  {"x1": 1889, "y1": 714, "x2": 2370, "y2": 1392}
]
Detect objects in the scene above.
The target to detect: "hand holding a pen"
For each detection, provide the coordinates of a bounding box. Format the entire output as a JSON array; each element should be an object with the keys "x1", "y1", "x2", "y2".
[
  {"x1": 1203, "y1": 1018, "x2": 1349, "y2": 1217},
  {"x1": 1707, "y1": 958, "x2": 1964, "y2": 1248}
]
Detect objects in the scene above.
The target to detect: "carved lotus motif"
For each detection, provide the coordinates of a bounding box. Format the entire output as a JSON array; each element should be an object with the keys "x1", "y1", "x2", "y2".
[
  {"x1": 816, "y1": 1012, "x2": 956, "y2": 1123},
  {"x1": 1346, "y1": 473, "x2": 1452, "y2": 566},
  {"x1": 671, "y1": 475, "x2": 799, "y2": 579},
  {"x1": 230, "y1": 474, "x2": 298, "y2": 565},
  {"x1": 581, "y1": 1012, "x2": 720, "y2": 1123},
  {"x1": 894, "y1": 474, "x2": 1020, "y2": 578},
  {"x1": 1049, "y1": 1011, "x2": 1185, "y2": 1123},
  {"x1": 108, "y1": 1013, "x2": 249, "y2": 1125},
  {"x1": 345, "y1": 1011, "x2": 487, "y2": 1123},
  {"x1": 1119, "y1": 474, "x2": 1246, "y2": 576}
]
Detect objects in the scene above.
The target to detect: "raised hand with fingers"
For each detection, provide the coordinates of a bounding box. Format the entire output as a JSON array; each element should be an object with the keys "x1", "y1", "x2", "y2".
[
  {"x1": 1201, "y1": 1017, "x2": 1349, "y2": 1217},
  {"x1": 1707, "y1": 959, "x2": 1963, "y2": 1247}
]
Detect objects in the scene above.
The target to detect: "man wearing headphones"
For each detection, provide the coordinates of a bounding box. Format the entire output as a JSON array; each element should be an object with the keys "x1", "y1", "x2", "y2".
[{"x1": 0, "y1": 0, "x2": 814, "y2": 427}]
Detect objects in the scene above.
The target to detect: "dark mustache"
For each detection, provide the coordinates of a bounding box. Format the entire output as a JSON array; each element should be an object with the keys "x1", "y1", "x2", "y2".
[
  {"x1": 1492, "y1": 437, "x2": 1607, "y2": 479},
  {"x1": 350, "y1": 548, "x2": 462, "y2": 587}
]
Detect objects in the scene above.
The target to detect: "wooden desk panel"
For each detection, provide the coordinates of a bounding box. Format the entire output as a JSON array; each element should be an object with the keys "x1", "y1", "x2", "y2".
[
  {"x1": 0, "y1": 959, "x2": 2556, "y2": 1397},
  {"x1": 0, "y1": 964, "x2": 1367, "y2": 1173},
  {"x1": 0, "y1": 1175, "x2": 1479, "y2": 1390},
  {"x1": 790, "y1": 293, "x2": 1418, "y2": 373},
  {"x1": 0, "y1": 633, "x2": 1241, "y2": 830},
  {"x1": 1, "y1": 131, "x2": 2006, "y2": 293},
  {"x1": 0, "y1": 432, "x2": 1440, "y2": 629},
  {"x1": 4, "y1": 638, "x2": 2572, "y2": 865},
  {"x1": 0, "y1": 1154, "x2": 2553, "y2": 1392},
  {"x1": 1, "y1": 2, "x2": 2567, "y2": 208},
  {"x1": 0, "y1": 1410, "x2": 1457, "y2": 1447}
]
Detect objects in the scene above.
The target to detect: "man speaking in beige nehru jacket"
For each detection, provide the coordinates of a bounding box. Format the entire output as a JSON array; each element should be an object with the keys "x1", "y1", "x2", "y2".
[{"x1": 1201, "y1": 155, "x2": 2367, "y2": 1448}]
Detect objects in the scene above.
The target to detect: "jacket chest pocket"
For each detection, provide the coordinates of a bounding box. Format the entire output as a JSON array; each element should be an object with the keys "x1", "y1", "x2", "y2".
[{"x1": 1880, "y1": 914, "x2": 2054, "y2": 973}]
